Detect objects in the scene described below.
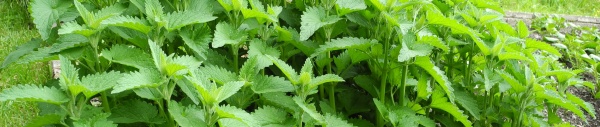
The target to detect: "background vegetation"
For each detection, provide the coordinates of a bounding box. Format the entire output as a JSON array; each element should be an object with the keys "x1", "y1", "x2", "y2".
[
  {"x1": 0, "y1": 1, "x2": 51, "y2": 126},
  {"x1": 497, "y1": 0, "x2": 600, "y2": 17}
]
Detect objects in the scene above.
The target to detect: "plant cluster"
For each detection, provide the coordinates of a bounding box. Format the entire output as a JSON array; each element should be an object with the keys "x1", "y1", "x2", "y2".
[
  {"x1": 532, "y1": 15, "x2": 600, "y2": 99},
  {"x1": 0, "y1": 0, "x2": 597, "y2": 126}
]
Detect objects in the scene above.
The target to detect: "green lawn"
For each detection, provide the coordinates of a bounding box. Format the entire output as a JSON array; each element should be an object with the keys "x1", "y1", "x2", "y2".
[
  {"x1": 0, "y1": 1, "x2": 51, "y2": 126},
  {"x1": 497, "y1": 0, "x2": 600, "y2": 17}
]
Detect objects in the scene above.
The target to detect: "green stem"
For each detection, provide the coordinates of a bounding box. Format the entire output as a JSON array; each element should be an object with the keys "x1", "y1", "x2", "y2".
[
  {"x1": 101, "y1": 92, "x2": 110, "y2": 112},
  {"x1": 232, "y1": 45, "x2": 239, "y2": 73},
  {"x1": 398, "y1": 63, "x2": 409, "y2": 106}
]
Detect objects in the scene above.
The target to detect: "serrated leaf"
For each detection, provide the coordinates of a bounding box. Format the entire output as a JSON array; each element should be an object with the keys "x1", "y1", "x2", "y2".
[
  {"x1": 566, "y1": 93, "x2": 596, "y2": 119},
  {"x1": 168, "y1": 101, "x2": 208, "y2": 127},
  {"x1": 240, "y1": 57, "x2": 259, "y2": 81},
  {"x1": 212, "y1": 22, "x2": 247, "y2": 48},
  {"x1": 102, "y1": 15, "x2": 152, "y2": 33},
  {"x1": 180, "y1": 25, "x2": 212, "y2": 60},
  {"x1": 59, "y1": 55, "x2": 79, "y2": 90},
  {"x1": 324, "y1": 114, "x2": 355, "y2": 127},
  {"x1": 261, "y1": 93, "x2": 300, "y2": 113},
  {"x1": 216, "y1": 105, "x2": 258, "y2": 127},
  {"x1": 252, "y1": 106, "x2": 289, "y2": 126},
  {"x1": 252, "y1": 75, "x2": 294, "y2": 93},
  {"x1": 293, "y1": 97, "x2": 325, "y2": 123},
  {"x1": 25, "y1": 114, "x2": 63, "y2": 127},
  {"x1": 74, "y1": 0, "x2": 125, "y2": 29},
  {"x1": 430, "y1": 90, "x2": 472, "y2": 127},
  {"x1": 79, "y1": 71, "x2": 122, "y2": 98},
  {"x1": 73, "y1": 113, "x2": 117, "y2": 127},
  {"x1": 266, "y1": 56, "x2": 299, "y2": 84},
  {"x1": 335, "y1": 0, "x2": 367, "y2": 16},
  {"x1": 525, "y1": 38, "x2": 562, "y2": 57},
  {"x1": 164, "y1": 10, "x2": 217, "y2": 31},
  {"x1": 248, "y1": 39, "x2": 280, "y2": 69},
  {"x1": 149, "y1": 39, "x2": 168, "y2": 73},
  {"x1": 426, "y1": 12, "x2": 489, "y2": 55},
  {"x1": 418, "y1": 35, "x2": 449, "y2": 52},
  {"x1": 311, "y1": 37, "x2": 377, "y2": 58},
  {"x1": 300, "y1": 6, "x2": 341, "y2": 41},
  {"x1": 112, "y1": 69, "x2": 164, "y2": 94},
  {"x1": 216, "y1": 81, "x2": 245, "y2": 103},
  {"x1": 414, "y1": 56, "x2": 455, "y2": 103},
  {"x1": 58, "y1": 21, "x2": 96, "y2": 36},
  {"x1": 538, "y1": 89, "x2": 587, "y2": 121},
  {"x1": 398, "y1": 40, "x2": 432, "y2": 62},
  {"x1": 308, "y1": 74, "x2": 344, "y2": 90},
  {"x1": 30, "y1": 0, "x2": 71, "y2": 40},
  {"x1": 145, "y1": 0, "x2": 164, "y2": 23},
  {"x1": 454, "y1": 90, "x2": 481, "y2": 120},
  {"x1": 1, "y1": 38, "x2": 42, "y2": 69},
  {"x1": 167, "y1": 55, "x2": 202, "y2": 76},
  {"x1": 109, "y1": 99, "x2": 164, "y2": 124},
  {"x1": 102, "y1": 45, "x2": 154, "y2": 69},
  {"x1": 199, "y1": 65, "x2": 238, "y2": 85},
  {"x1": 0, "y1": 85, "x2": 68, "y2": 104},
  {"x1": 517, "y1": 20, "x2": 529, "y2": 38}
]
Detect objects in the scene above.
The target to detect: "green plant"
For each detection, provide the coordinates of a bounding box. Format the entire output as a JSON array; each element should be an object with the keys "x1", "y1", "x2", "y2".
[{"x1": 0, "y1": 0, "x2": 597, "y2": 126}]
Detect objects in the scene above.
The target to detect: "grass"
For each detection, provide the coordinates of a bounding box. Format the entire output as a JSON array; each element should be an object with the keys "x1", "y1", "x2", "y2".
[
  {"x1": 496, "y1": 0, "x2": 600, "y2": 17},
  {"x1": 0, "y1": 1, "x2": 51, "y2": 126}
]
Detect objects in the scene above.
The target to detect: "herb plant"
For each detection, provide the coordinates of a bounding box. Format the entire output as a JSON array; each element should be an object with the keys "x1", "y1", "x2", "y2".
[{"x1": 0, "y1": 0, "x2": 597, "y2": 126}]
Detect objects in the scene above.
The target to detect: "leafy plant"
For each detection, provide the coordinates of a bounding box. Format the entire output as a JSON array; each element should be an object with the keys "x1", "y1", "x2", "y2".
[{"x1": 0, "y1": 0, "x2": 597, "y2": 126}]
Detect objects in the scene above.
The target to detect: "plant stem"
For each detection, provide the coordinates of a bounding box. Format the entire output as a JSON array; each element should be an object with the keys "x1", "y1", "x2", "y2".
[
  {"x1": 232, "y1": 45, "x2": 239, "y2": 73},
  {"x1": 101, "y1": 92, "x2": 110, "y2": 112},
  {"x1": 398, "y1": 63, "x2": 409, "y2": 106},
  {"x1": 377, "y1": 39, "x2": 391, "y2": 127}
]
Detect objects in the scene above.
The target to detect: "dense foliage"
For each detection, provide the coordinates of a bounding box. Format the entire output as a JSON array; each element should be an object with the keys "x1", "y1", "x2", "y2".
[{"x1": 0, "y1": 0, "x2": 597, "y2": 126}]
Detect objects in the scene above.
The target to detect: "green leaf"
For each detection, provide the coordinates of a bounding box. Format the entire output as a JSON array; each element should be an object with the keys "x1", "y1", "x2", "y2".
[
  {"x1": 454, "y1": 90, "x2": 481, "y2": 120},
  {"x1": 102, "y1": 15, "x2": 152, "y2": 33},
  {"x1": 216, "y1": 105, "x2": 258, "y2": 127},
  {"x1": 418, "y1": 35, "x2": 449, "y2": 52},
  {"x1": 497, "y1": 70, "x2": 525, "y2": 92},
  {"x1": 248, "y1": 39, "x2": 280, "y2": 69},
  {"x1": 300, "y1": 6, "x2": 341, "y2": 41},
  {"x1": 1, "y1": 39, "x2": 42, "y2": 69},
  {"x1": 149, "y1": 39, "x2": 168, "y2": 73},
  {"x1": 180, "y1": 25, "x2": 212, "y2": 60},
  {"x1": 73, "y1": 113, "x2": 117, "y2": 127},
  {"x1": 164, "y1": 10, "x2": 217, "y2": 31},
  {"x1": 58, "y1": 21, "x2": 96, "y2": 37},
  {"x1": 111, "y1": 69, "x2": 164, "y2": 94},
  {"x1": 293, "y1": 97, "x2": 325, "y2": 123},
  {"x1": 261, "y1": 93, "x2": 300, "y2": 113},
  {"x1": 0, "y1": 85, "x2": 68, "y2": 104},
  {"x1": 537, "y1": 89, "x2": 587, "y2": 121},
  {"x1": 145, "y1": 0, "x2": 164, "y2": 23},
  {"x1": 79, "y1": 71, "x2": 122, "y2": 98},
  {"x1": 25, "y1": 114, "x2": 63, "y2": 127},
  {"x1": 414, "y1": 56, "x2": 455, "y2": 103},
  {"x1": 517, "y1": 20, "x2": 529, "y2": 38},
  {"x1": 74, "y1": 0, "x2": 126, "y2": 29},
  {"x1": 324, "y1": 114, "x2": 355, "y2": 127},
  {"x1": 102, "y1": 45, "x2": 154, "y2": 69},
  {"x1": 311, "y1": 37, "x2": 377, "y2": 58},
  {"x1": 335, "y1": 0, "x2": 367, "y2": 16},
  {"x1": 216, "y1": 81, "x2": 245, "y2": 103},
  {"x1": 240, "y1": 57, "x2": 259, "y2": 80},
  {"x1": 212, "y1": 22, "x2": 248, "y2": 48},
  {"x1": 398, "y1": 37, "x2": 433, "y2": 62},
  {"x1": 426, "y1": 12, "x2": 489, "y2": 55},
  {"x1": 566, "y1": 93, "x2": 596, "y2": 119},
  {"x1": 252, "y1": 75, "x2": 294, "y2": 93},
  {"x1": 252, "y1": 106, "x2": 290, "y2": 126},
  {"x1": 430, "y1": 90, "x2": 472, "y2": 127},
  {"x1": 199, "y1": 65, "x2": 238, "y2": 85},
  {"x1": 266, "y1": 56, "x2": 299, "y2": 84},
  {"x1": 525, "y1": 38, "x2": 562, "y2": 57},
  {"x1": 30, "y1": 0, "x2": 71, "y2": 40},
  {"x1": 109, "y1": 99, "x2": 164, "y2": 124},
  {"x1": 168, "y1": 101, "x2": 208, "y2": 127},
  {"x1": 59, "y1": 55, "x2": 79, "y2": 90},
  {"x1": 308, "y1": 74, "x2": 344, "y2": 90}
]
